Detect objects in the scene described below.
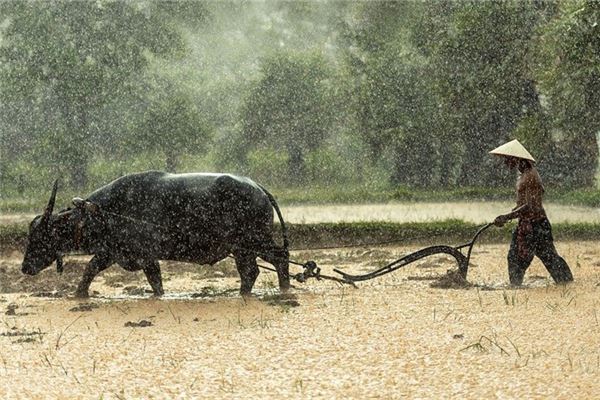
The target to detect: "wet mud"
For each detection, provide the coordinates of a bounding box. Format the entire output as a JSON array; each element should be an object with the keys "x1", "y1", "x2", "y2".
[{"x1": 1, "y1": 241, "x2": 600, "y2": 398}]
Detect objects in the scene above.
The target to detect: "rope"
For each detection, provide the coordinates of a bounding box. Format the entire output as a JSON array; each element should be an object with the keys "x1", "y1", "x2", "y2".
[
  {"x1": 98, "y1": 209, "x2": 471, "y2": 253},
  {"x1": 253, "y1": 261, "x2": 356, "y2": 288}
]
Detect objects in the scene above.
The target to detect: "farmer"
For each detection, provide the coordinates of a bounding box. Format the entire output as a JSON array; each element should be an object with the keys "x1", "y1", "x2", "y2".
[{"x1": 490, "y1": 139, "x2": 573, "y2": 286}]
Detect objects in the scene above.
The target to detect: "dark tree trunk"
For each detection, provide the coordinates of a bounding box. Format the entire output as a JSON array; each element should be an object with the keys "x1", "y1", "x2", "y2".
[
  {"x1": 456, "y1": 125, "x2": 484, "y2": 187},
  {"x1": 69, "y1": 160, "x2": 88, "y2": 190},
  {"x1": 287, "y1": 146, "x2": 305, "y2": 184},
  {"x1": 62, "y1": 100, "x2": 89, "y2": 190},
  {"x1": 577, "y1": 129, "x2": 598, "y2": 187},
  {"x1": 438, "y1": 148, "x2": 455, "y2": 187}
]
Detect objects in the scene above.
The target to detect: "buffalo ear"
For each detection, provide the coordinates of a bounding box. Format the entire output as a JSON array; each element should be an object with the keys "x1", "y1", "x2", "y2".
[
  {"x1": 72, "y1": 198, "x2": 100, "y2": 214},
  {"x1": 84, "y1": 202, "x2": 100, "y2": 214},
  {"x1": 72, "y1": 197, "x2": 85, "y2": 208}
]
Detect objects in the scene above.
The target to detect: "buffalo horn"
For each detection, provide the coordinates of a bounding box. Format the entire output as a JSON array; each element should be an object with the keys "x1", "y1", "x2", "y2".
[{"x1": 43, "y1": 179, "x2": 59, "y2": 222}]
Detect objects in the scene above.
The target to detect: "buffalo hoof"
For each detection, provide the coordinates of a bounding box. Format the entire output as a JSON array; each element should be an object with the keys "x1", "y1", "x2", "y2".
[
  {"x1": 74, "y1": 291, "x2": 90, "y2": 299},
  {"x1": 280, "y1": 284, "x2": 292, "y2": 293},
  {"x1": 276, "y1": 291, "x2": 297, "y2": 301}
]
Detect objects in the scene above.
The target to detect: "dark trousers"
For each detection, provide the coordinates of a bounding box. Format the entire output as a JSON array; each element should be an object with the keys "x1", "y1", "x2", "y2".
[{"x1": 508, "y1": 218, "x2": 573, "y2": 285}]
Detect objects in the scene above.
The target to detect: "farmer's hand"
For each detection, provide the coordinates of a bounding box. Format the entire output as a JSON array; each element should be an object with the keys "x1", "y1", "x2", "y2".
[{"x1": 493, "y1": 215, "x2": 508, "y2": 227}]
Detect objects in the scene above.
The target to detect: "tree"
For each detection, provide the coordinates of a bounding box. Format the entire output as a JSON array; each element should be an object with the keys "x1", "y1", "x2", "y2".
[
  {"x1": 536, "y1": 0, "x2": 600, "y2": 187},
  {"x1": 165, "y1": 1, "x2": 349, "y2": 175},
  {"x1": 0, "y1": 1, "x2": 201, "y2": 188},
  {"x1": 125, "y1": 75, "x2": 212, "y2": 173},
  {"x1": 338, "y1": 1, "x2": 442, "y2": 186},
  {"x1": 416, "y1": 1, "x2": 547, "y2": 186},
  {"x1": 360, "y1": 48, "x2": 440, "y2": 187},
  {"x1": 241, "y1": 51, "x2": 333, "y2": 182}
]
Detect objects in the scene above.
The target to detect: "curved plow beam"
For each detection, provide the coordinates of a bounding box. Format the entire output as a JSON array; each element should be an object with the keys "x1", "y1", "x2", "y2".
[
  {"x1": 333, "y1": 223, "x2": 493, "y2": 284},
  {"x1": 333, "y1": 245, "x2": 469, "y2": 283}
]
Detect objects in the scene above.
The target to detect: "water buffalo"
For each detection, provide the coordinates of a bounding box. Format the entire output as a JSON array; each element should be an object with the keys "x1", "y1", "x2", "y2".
[{"x1": 21, "y1": 171, "x2": 290, "y2": 297}]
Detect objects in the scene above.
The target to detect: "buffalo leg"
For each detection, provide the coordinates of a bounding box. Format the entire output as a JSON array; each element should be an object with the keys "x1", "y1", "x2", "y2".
[
  {"x1": 75, "y1": 254, "x2": 112, "y2": 298},
  {"x1": 234, "y1": 252, "x2": 260, "y2": 296},
  {"x1": 260, "y1": 245, "x2": 290, "y2": 292},
  {"x1": 142, "y1": 260, "x2": 164, "y2": 296}
]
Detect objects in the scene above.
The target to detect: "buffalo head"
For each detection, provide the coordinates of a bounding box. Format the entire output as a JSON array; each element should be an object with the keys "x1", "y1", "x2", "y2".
[
  {"x1": 21, "y1": 180, "x2": 63, "y2": 275},
  {"x1": 22, "y1": 182, "x2": 103, "y2": 276}
]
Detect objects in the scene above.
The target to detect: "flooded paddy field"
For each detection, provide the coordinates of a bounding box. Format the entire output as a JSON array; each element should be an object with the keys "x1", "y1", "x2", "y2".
[{"x1": 1, "y1": 240, "x2": 600, "y2": 399}]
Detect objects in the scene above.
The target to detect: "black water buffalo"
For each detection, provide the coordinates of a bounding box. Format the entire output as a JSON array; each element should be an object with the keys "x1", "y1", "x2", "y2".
[{"x1": 21, "y1": 171, "x2": 290, "y2": 297}]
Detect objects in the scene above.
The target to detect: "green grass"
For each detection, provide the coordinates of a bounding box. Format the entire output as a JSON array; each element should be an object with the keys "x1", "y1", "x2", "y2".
[
  {"x1": 287, "y1": 220, "x2": 499, "y2": 250},
  {"x1": 273, "y1": 185, "x2": 515, "y2": 204},
  {"x1": 3, "y1": 182, "x2": 600, "y2": 213},
  {"x1": 294, "y1": 220, "x2": 600, "y2": 247},
  {"x1": 553, "y1": 188, "x2": 600, "y2": 208},
  {"x1": 274, "y1": 185, "x2": 600, "y2": 206},
  {"x1": 0, "y1": 223, "x2": 28, "y2": 250}
]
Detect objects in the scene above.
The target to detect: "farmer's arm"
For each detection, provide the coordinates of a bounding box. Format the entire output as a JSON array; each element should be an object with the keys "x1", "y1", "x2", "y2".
[
  {"x1": 494, "y1": 172, "x2": 534, "y2": 226},
  {"x1": 494, "y1": 204, "x2": 529, "y2": 226}
]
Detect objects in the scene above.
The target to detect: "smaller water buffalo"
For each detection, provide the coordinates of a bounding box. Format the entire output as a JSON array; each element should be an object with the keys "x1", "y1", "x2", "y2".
[{"x1": 21, "y1": 171, "x2": 290, "y2": 297}]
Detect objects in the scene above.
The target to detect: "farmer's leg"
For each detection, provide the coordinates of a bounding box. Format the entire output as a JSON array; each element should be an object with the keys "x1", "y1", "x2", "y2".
[
  {"x1": 533, "y1": 219, "x2": 573, "y2": 284},
  {"x1": 507, "y1": 226, "x2": 534, "y2": 286}
]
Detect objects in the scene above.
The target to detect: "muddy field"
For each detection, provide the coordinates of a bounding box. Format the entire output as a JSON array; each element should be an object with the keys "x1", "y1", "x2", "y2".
[{"x1": 2, "y1": 239, "x2": 600, "y2": 399}]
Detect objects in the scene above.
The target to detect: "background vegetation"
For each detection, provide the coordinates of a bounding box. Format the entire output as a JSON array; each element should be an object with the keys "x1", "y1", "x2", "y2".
[{"x1": 1, "y1": 0, "x2": 600, "y2": 206}]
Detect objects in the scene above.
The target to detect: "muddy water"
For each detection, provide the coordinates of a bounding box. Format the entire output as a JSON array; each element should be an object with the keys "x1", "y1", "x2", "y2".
[
  {"x1": 283, "y1": 201, "x2": 600, "y2": 224},
  {"x1": 1, "y1": 241, "x2": 600, "y2": 398},
  {"x1": 3, "y1": 201, "x2": 600, "y2": 226}
]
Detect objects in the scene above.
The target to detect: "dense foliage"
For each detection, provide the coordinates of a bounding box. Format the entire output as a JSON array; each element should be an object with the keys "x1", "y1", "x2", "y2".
[{"x1": 1, "y1": 0, "x2": 599, "y2": 195}]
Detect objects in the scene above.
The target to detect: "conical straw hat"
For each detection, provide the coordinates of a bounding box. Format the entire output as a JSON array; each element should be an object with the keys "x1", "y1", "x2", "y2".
[{"x1": 489, "y1": 139, "x2": 535, "y2": 162}]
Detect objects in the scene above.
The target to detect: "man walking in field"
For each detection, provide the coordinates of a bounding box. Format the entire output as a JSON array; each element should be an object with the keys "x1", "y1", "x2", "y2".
[{"x1": 490, "y1": 139, "x2": 573, "y2": 285}]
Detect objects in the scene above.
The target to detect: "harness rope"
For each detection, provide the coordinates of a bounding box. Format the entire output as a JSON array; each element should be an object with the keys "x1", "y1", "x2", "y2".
[
  {"x1": 92, "y1": 209, "x2": 470, "y2": 261},
  {"x1": 69, "y1": 207, "x2": 357, "y2": 286}
]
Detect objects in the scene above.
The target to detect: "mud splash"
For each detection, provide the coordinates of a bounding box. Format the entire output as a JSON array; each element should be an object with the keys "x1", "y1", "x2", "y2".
[{"x1": 429, "y1": 269, "x2": 472, "y2": 289}]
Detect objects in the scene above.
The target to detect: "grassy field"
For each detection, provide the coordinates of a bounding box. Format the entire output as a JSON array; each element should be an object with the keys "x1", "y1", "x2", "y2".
[{"x1": 3, "y1": 217, "x2": 600, "y2": 254}]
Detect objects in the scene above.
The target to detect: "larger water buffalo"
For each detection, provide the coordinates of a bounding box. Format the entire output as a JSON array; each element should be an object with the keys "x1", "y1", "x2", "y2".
[{"x1": 21, "y1": 171, "x2": 290, "y2": 297}]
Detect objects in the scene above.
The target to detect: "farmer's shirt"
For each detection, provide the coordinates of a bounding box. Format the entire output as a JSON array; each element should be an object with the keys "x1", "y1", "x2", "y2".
[
  {"x1": 515, "y1": 166, "x2": 547, "y2": 222},
  {"x1": 514, "y1": 166, "x2": 547, "y2": 259}
]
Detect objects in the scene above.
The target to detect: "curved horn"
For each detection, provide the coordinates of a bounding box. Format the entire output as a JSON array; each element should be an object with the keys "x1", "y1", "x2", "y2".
[{"x1": 42, "y1": 179, "x2": 59, "y2": 221}]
